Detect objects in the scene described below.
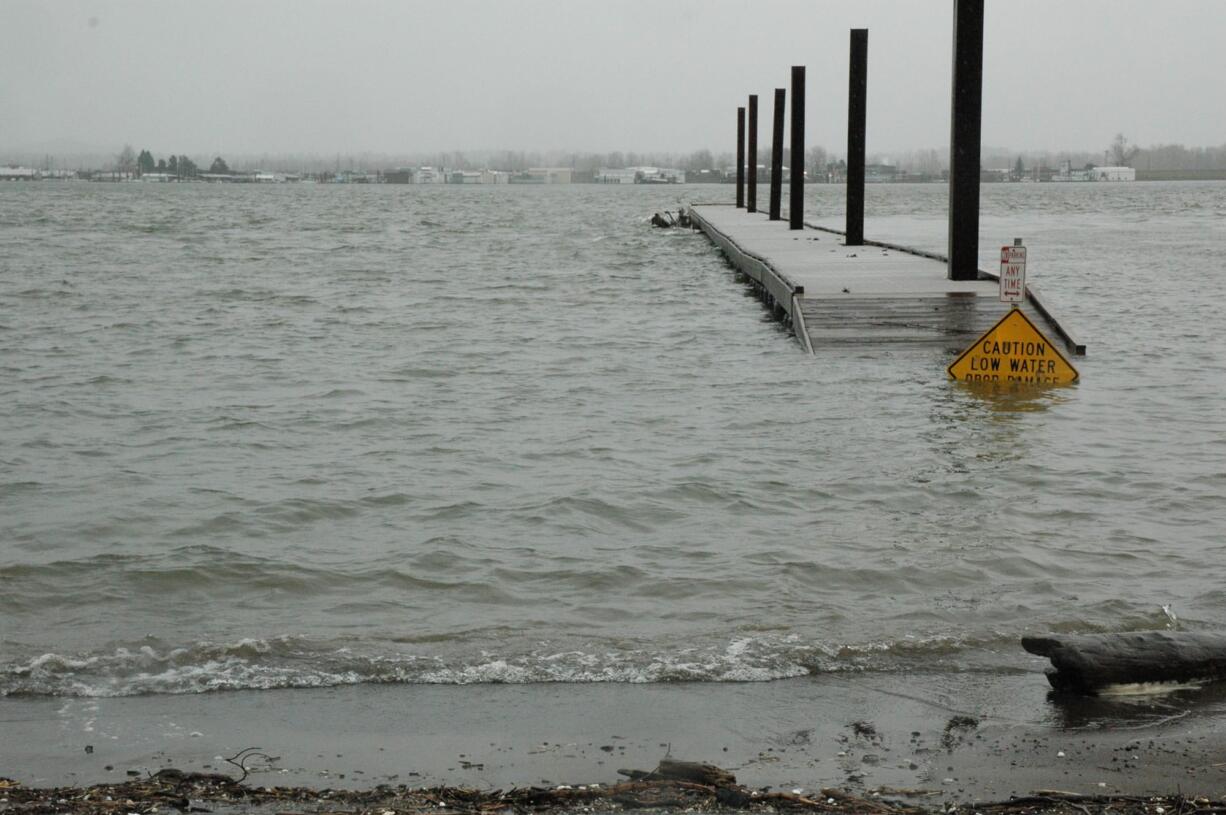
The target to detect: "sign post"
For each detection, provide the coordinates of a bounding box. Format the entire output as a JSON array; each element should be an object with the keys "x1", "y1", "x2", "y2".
[
  {"x1": 947, "y1": 238, "x2": 1080, "y2": 385},
  {"x1": 999, "y1": 238, "x2": 1026, "y2": 304}
]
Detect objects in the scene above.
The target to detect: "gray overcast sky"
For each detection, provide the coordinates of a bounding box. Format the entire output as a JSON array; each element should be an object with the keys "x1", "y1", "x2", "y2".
[{"x1": 2, "y1": 0, "x2": 1223, "y2": 157}]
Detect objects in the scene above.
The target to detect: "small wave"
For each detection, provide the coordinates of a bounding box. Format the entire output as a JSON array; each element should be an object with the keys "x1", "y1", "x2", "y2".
[
  {"x1": 0, "y1": 625, "x2": 1101, "y2": 699},
  {"x1": 0, "y1": 638, "x2": 360, "y2": 698},
  {"x1": 0, "y1": 635, "x2": 820, "y2": 698},
  {"x1": 311, "y1": 388, "x2": 366, "y2": 399},
  {"x1": 0, "y1": 480, "x2": 44, "y2": 497}
]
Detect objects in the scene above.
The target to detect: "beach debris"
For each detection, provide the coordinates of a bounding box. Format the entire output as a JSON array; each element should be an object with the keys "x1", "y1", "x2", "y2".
[
  {"x1": 873, "y1": 787, "x2": 941, "y2": 798},
  {"x1": 1, "y1": 772, "x2": 1222, "y2": 815},
  {"x1": 221, "y1": 747, "x2": 277, "y2": 784},
  {"x1": 616, "y1": 758, "x2": 736, "y2": 786},
  {"x1": 786, "y1": 729, "x2": 814, "y2": 746},
  {"x1": 941, "y1": 716, "x2": 980, "y2": 750}
]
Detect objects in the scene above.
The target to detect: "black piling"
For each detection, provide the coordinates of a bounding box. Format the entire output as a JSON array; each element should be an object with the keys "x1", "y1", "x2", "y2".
[
  {"x1": 948, "y1": 0, "x2": 984, "y2": 280},
  {"x1": 736, "y1": 106, "x2": 745, "y2": 209},
  {"x1": 747, "y1": 95, "x2": 758, "y2": 213},
  {"x1": 845, "y1": 29, "x2": 868, "y2": 246},
  {"x1": 789, "y1": 66, "x2": 805, "y2": 229},
  {"x1": 769, "y1": 88, "x2": 785, "y2": 221}
]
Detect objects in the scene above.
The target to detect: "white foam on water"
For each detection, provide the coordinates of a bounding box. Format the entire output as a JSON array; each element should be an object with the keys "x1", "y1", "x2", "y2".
[
  {"x1": 2, "y1": 634, "x2": 821, "y2": 696},
  {"x1": 1098, "y1": 680, "x2": 1205, "y2": 698}
]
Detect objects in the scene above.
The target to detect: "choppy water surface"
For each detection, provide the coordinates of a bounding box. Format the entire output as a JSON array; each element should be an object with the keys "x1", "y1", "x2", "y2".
[{"x1": 2, "y1": 181, "x2": 1224, "y2": 697}]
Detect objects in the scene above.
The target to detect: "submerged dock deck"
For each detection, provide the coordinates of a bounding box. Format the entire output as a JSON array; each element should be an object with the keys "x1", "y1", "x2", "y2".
[{"x1": 688, "y1": 203, "x2": 1084, "y2": 356}]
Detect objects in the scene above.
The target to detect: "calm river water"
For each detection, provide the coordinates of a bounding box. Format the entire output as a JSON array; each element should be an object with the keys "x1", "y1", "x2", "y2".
[{"x1": 2, "y1": 181, "x2": 1224, "y2": 697}]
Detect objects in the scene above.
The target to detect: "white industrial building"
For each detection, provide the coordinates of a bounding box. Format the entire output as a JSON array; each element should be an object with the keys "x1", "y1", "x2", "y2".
[
  {"x1": 595, "y1": 166, "x2": 686, "y2": 184},
  {"x1": 0, "y1": 166, "x2": 39, "y2": 180},
  {"x1": 1092, "y1": 166, "x2": 1136, "y2": 181}
]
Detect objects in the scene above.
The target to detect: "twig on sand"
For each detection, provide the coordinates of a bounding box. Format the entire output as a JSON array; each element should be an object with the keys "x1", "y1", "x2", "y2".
[{"x1": 222, "y1": 746, "x2": 275, "y2": 784}]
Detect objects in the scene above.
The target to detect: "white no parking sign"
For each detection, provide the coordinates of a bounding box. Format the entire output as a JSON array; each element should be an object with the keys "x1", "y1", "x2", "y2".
[{"x1": 1000, "y1": 242, "x2": 1026, "y2": 303}]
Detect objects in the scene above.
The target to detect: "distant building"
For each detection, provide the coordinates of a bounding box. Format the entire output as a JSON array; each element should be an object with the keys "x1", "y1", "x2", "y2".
[
  {"x1": 594, "y1": 166, "x2": 685, "y2": 184},
  {"x1": 0, "y1": 166, "x2": 39, "y2": 180},
  {"x1": 1092, "y1": 166, "x2": 1136, "y2": 181},
  {"x1": 509, "y1": 168, "x2": 572, "y2": 184},
  {"x1": 448, "y1": 169, "x2": 510, "y2": 184},
  {"x1": 865, "y1": 163, "x2": 898, "y2": 183},
  {"x1": 1049, "y1": 160, "x2": 1134, "y2": 182},
  {"x1": 415, "y1": 166, "x2": 444, "y2": 184},
  {"x1": 635, "y1": 166, "x2": 686, "y2": 184},
  {"x1": 686, "y1": 169, "x2": 725, "y2": 184},
  {"x1": 384, "y1": 168, "x2": 414, "y2": 184},
  {"x1": 595, "y1": 168, "x2": 637, "y2": 184}
]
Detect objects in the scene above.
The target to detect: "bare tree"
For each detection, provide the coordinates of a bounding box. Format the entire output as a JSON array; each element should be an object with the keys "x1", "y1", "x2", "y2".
[
  {"x1": 807, "y1": 146, "x2": 828, "y2": 182},
  {"x1": 116, "y1": 144, "x2": 136, "y2": 175},
  {"x1": 685, "y1": 149, "x2": 714, "y2": 172},
  {"x1": 1109, "y1": 133, "x2": 1140, "y2": 167}
]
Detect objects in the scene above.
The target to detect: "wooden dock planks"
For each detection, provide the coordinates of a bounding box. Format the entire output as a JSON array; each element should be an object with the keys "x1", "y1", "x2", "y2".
[{"x1": 687, "y1": 203, "x2": 1084, "y2": 355}]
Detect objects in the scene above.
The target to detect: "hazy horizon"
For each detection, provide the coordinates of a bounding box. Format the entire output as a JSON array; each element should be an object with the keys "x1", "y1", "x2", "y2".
[{"x1": 3, "y1": 1, "x2": 1224, "y2": 160}]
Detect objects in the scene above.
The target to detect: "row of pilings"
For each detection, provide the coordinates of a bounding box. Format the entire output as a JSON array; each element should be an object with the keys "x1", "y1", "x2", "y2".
[{"x1": 731, "y1": 0, "x2": 985, "y2": 281}]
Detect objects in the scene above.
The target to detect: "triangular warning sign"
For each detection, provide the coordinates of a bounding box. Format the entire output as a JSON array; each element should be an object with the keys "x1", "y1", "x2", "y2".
[{"x1": 948, "y1": 308, "x2": 1079, "y2": 384}]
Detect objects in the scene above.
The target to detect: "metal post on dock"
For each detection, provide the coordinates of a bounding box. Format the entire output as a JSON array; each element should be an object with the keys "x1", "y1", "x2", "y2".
[
  {"x1": 769, "y1": 88, "x2": 785, "y2": 221},
  {"x1": 789, "y1": 66, "x2": 805, "y2": 229},
  {"x1": 736, "y1": 106, "x2": 745, "y2": 209},
  {"x1": 846, "y1": 29, "x2": 868, "y2": 246},
  {"x1": 948, "y1": 0, "x2": 984, "y2": 280},
  {"x1": 747, "y1": 95, "x2": 758, "y2": 213}
]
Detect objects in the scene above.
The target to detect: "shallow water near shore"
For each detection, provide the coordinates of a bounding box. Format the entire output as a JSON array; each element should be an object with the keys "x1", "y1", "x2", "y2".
[{"x1": 2, "y1": 181, "x2": 1225, "y2": 699}]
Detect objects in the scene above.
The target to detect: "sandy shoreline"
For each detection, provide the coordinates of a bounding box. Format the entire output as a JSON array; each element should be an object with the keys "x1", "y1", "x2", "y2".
[{"x1": 4, "y1": 671, "x2": 1226, "y2": 803}]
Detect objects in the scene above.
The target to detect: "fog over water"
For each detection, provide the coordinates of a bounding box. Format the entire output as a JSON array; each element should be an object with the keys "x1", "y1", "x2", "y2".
[
  {"x1": 2, "y1": 181, "x2": 1224, "y2": 697},
  {"x1": 3, "y1": 1, "x2": 1225, "y2": 156}
]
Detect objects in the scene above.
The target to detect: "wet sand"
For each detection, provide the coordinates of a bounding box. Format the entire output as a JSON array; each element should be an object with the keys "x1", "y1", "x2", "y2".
[{"x1": 5, "y1": 670, "x2": 1226, "y2": 803}]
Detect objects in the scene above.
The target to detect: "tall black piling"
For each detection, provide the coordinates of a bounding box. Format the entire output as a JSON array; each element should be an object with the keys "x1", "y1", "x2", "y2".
[
  {"x1": 789, "y1": 66, "x2": 805, "y2": 229},
  {"x1": 747, "y1": 95, "x2": 758, "y2": 213},
  {"x1": 948, "y1": 0, "x2": 984, "y2": 280},
  {"x1": 769, "y1": 88, "x2": 785, "y2": 221},
  {"x1": 846, "y1": 29, "x2": 868, "y2": 246},
  {"x1": 736, "y1": 106, "x2": 745, "y2": 209}
]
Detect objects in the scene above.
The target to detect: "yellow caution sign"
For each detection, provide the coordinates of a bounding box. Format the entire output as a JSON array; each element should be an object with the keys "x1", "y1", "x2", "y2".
[{"x1": 948, "y1": 308, "x2": 1079, "y2": 385}]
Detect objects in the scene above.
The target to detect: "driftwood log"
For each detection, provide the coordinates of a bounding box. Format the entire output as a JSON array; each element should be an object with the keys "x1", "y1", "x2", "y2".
[
  {"x1": 1022, "y1": 631, "x2": 1226, "y2": 694},
  {"x1": 618, "y1": 759, "x2": 736, "y2": 786}
]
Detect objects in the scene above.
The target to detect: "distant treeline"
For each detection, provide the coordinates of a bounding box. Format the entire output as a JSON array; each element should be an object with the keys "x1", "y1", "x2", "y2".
[
  {"x1": 9, "y1": 137, "x2": 1226, "y2": 176},
  {"x1": 929, "y1": 139, "x2": 1226, "y2": 175},
  {"x1": 1131, "y1": 143, "x2": 1226, "y2": 171}
]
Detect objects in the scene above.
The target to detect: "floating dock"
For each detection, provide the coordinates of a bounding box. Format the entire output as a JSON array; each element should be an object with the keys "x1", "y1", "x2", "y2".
[{"x1": 687, "y1": 203, "x2": 1085, "y2": 357}]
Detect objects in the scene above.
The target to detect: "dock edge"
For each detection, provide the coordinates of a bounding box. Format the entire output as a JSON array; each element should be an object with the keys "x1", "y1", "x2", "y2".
[{"x1": 687, "y1": 204, "x2": 810, "y2": 352}]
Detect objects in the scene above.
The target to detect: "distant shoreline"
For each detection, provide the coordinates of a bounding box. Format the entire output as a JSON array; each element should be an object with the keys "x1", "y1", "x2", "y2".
[{"x1": 4, "y1": 168, "x2": 1226, "y2": 184}]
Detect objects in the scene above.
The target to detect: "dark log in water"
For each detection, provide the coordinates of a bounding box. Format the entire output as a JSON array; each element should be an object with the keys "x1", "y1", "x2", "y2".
[{"x1": 1022, "y1": 632, "x2": 1226, "y2": 694}]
